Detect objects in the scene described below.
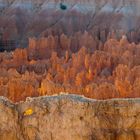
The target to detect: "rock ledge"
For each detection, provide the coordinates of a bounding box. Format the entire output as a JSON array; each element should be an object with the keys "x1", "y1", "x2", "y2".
[{"x1": 0, "y1": 94, "x2": 140, "y2": 140}]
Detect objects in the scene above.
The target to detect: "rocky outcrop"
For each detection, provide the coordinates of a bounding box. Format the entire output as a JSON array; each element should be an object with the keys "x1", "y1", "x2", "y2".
[
  {"x1": 0, "y1": 94, "x2": 140, "y2": 140},
  {"x1": 1, "y1": 36, "x2": 140, "y2": 102}
]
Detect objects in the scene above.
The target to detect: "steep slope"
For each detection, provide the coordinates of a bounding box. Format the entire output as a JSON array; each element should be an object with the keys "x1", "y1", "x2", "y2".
[
  {"x1": 0, "y1": 0, "x2": 140, "y2": 47},
  {"x1": 0, "y1": 94, "x2": 140, "y2": 140}
]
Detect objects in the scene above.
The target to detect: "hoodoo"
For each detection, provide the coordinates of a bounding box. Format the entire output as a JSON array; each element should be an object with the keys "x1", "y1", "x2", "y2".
[{"x1": 0, "y1": 0, "x2": 140, "y2": 139}]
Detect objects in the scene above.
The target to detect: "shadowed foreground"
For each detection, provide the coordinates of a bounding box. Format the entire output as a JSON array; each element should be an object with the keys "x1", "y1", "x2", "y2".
[{"x1": 0, "y1": 94, "x2": 140, "y2": 140}]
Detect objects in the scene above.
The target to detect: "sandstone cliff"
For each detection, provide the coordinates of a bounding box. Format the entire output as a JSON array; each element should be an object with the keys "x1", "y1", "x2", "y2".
[{"x1": 0, "y1": 94, "x2": 140, "y2": 140}]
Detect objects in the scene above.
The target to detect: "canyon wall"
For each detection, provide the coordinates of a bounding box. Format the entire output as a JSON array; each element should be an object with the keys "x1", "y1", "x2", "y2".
[
  {"x1": 0, "y1": 94, "x2": 140, "y2": 140},
  {"x1": 1, "y1": 0, "x2": 140, "y2": 47}
]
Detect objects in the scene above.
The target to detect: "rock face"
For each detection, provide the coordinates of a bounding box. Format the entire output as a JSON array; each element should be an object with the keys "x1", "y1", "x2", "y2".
[
  {"x1": 0, "y1": 94, "x2": 140, "y2": 140},
  {"x1": 1, "y1": 0, "x2": 140, "y2": 47}
]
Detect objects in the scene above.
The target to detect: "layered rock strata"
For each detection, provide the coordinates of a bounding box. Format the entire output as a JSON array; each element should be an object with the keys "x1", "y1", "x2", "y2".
[
  {"x1": 0, "y1": 94, "x2": 140, "y2": 140},
  {"x1": 1, "y1": 0, "x2": 140, "y2": 47}
]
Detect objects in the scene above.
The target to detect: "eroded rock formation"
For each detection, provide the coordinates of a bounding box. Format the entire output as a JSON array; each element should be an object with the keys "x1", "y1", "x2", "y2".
[
  {"x1": 0, "y1": 33, "x2": 140, "y2": 102},
  {"x1": 1, "y1": 0, "x2": 140, "y2": 48},
  {"x1": 0, "y1": 32, "x2": 140, "y2": 101},
  {"x1": 0, "y1": 94, "x2": 140, "y2": 140},
  {"x1": 0, "y1": 1, "x2": 140, "y2": 139},
  {"x1": 0, "y1": 0, "x2": 139, "y2": 102}
]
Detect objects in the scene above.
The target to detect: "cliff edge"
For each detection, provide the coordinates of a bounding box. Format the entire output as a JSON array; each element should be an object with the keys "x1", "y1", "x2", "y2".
[{"x1": 0, "y1": 94, "x2": 140, "y2": 140}]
